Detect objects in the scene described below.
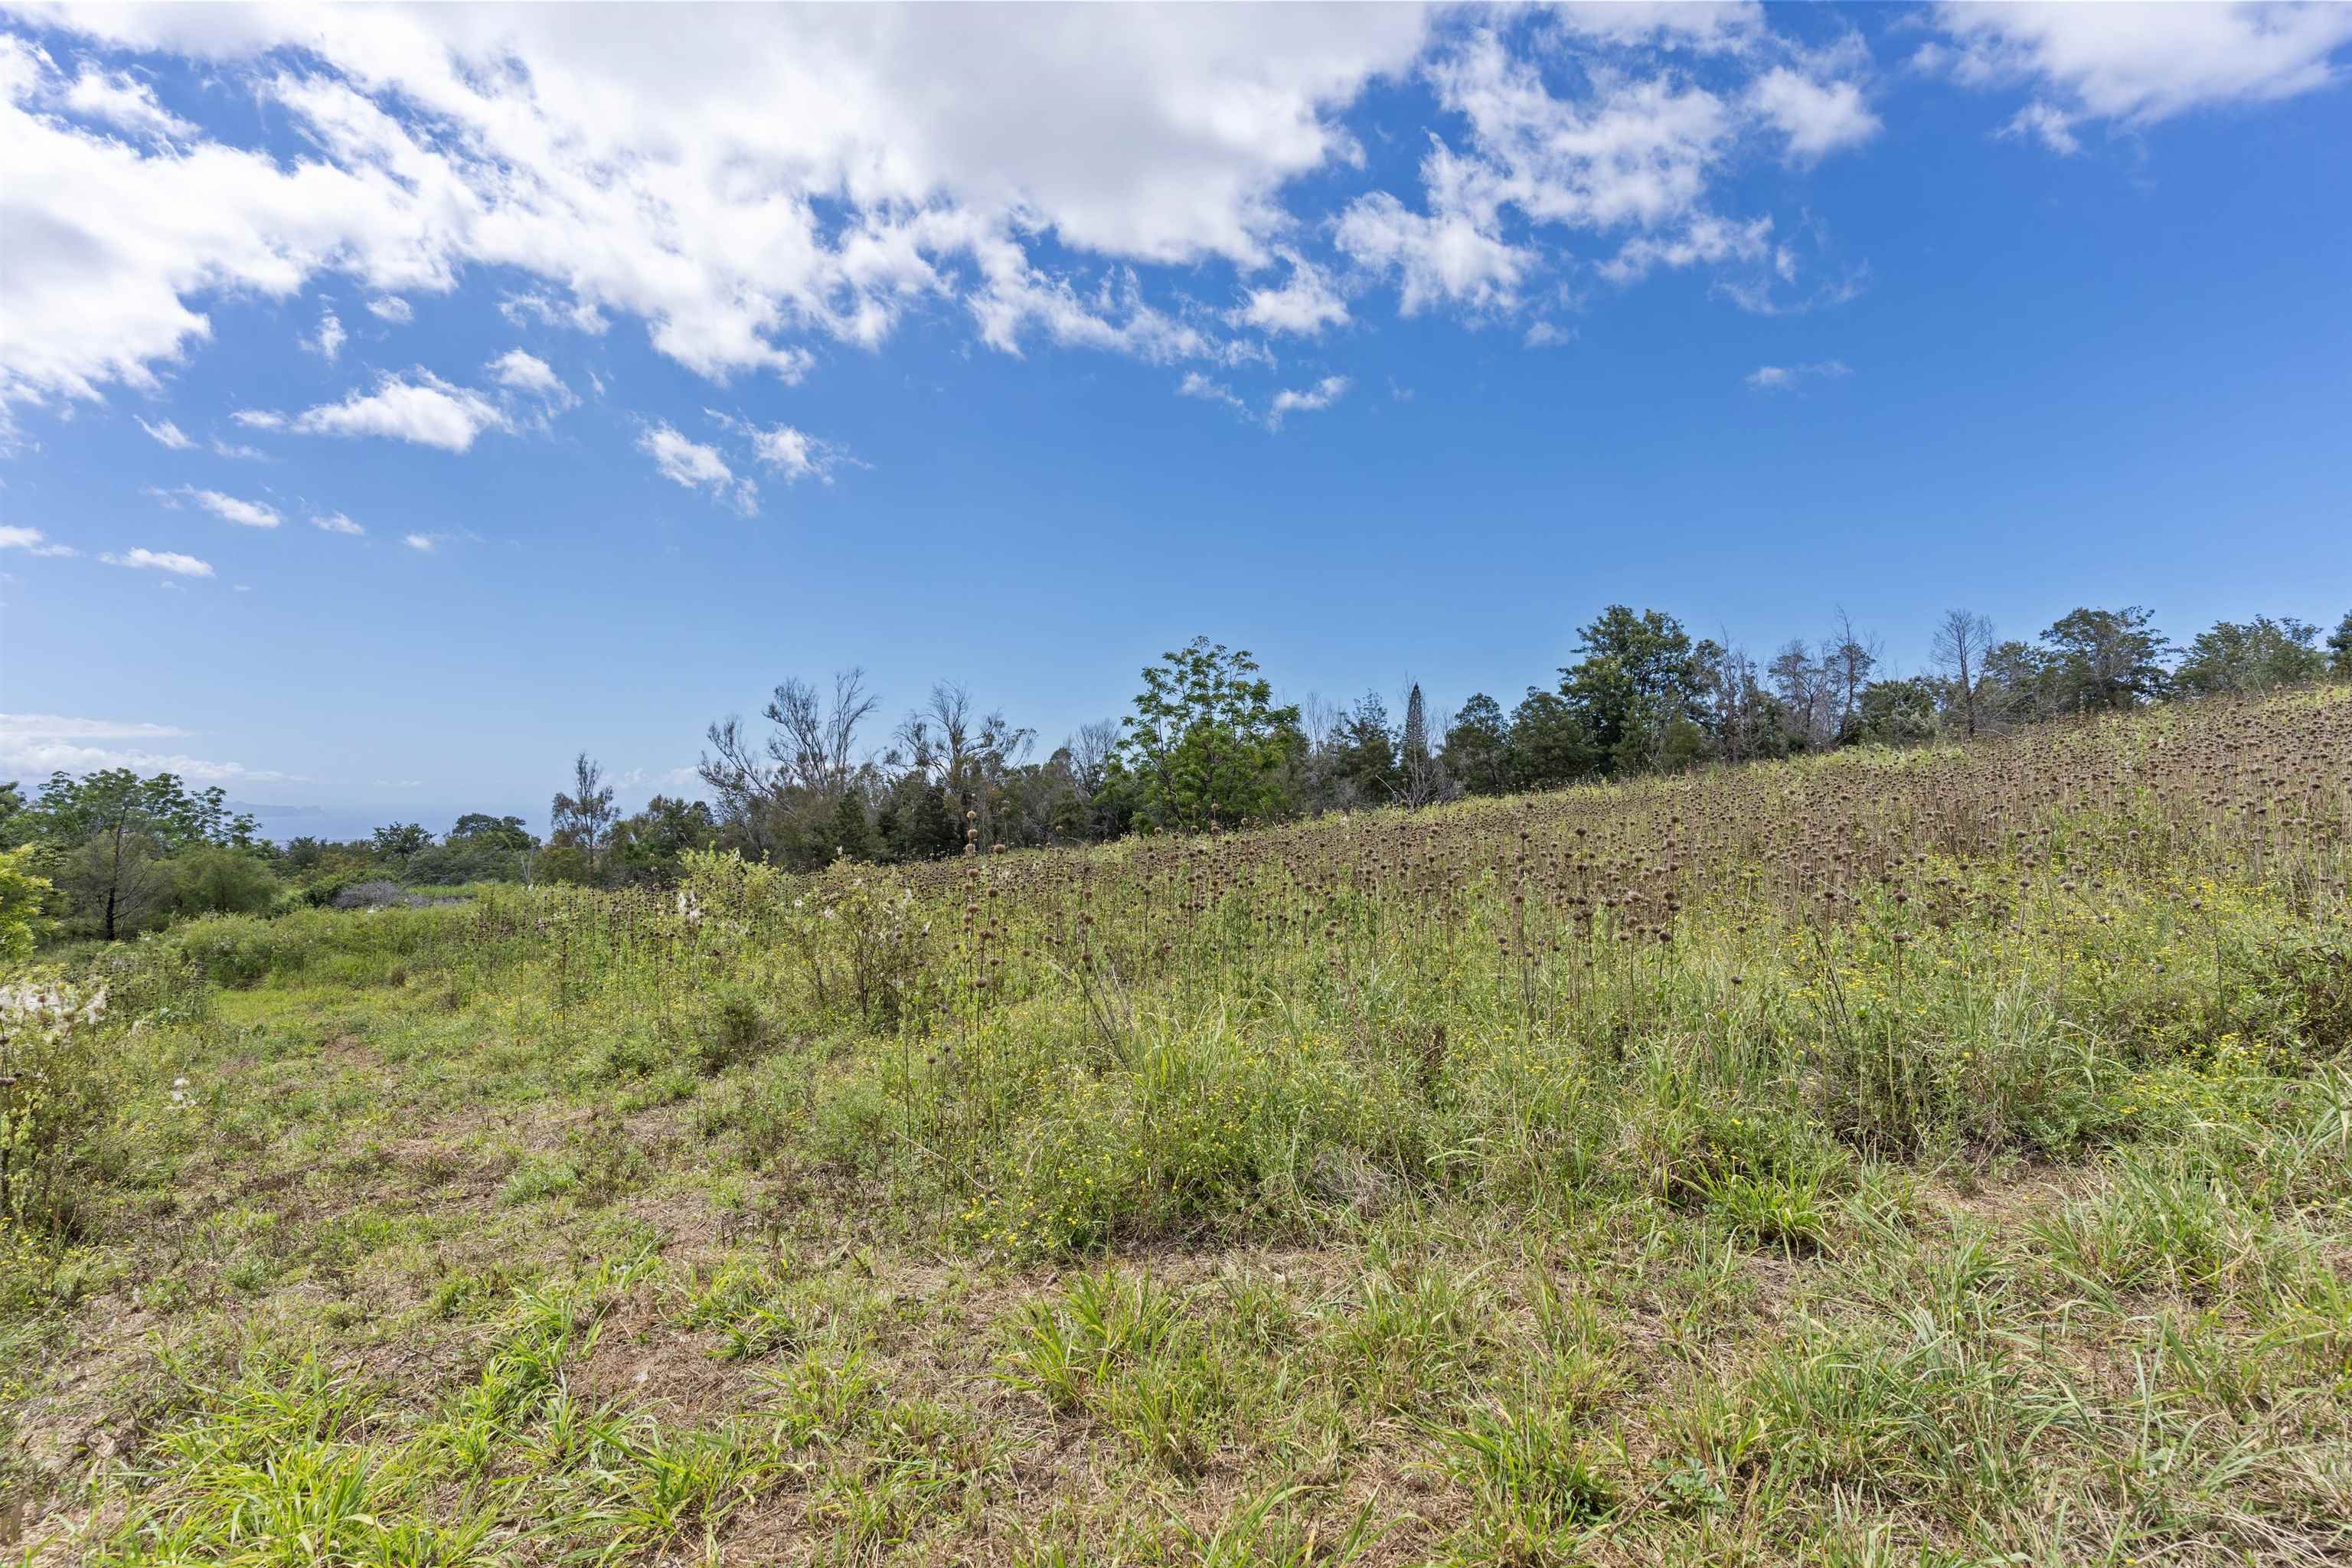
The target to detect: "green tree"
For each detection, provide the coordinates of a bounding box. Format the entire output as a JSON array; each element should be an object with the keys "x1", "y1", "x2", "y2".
[
  {"x1": 2173, "y1": 616, "x2": 2327, "y2": 697},
  {"x1": 2039, "y1": 606, "x2": 2171, "y2": 713},
  {"x1": 371, "y1": 822, "x2": 433, "y2": 866},
  {"x1": 1853, "y1": 678, "x2": 1942, "y2": 746},
  {"x1": 1441, "y1": 694, "x2": 1511, "y2": 796},
  {"x1": 1505, "y1": 689, "x2": 1599, "y2": 790},
  {"x1": 21, "y1": 770, "x2": 253, "y2": 939},
  {"x1": 2330, "y1": 612, "x2": 2352, "y2": 678},
  {"x1": 880, "y1": 774, "x2": 959, "y2": 861},
  {"x1": 1116, "y1": 638, "x2": 1301, "y2": 833},
  {"x1": 1330, "y1": 691, "x2": 1399, "y2": 804},
  {"x1": 828, "y1": 786, "x2": 877, "y2": 862},
  {"x1": 0, "y1": 780, "x2": 28, "y2": 850},
  {"x1": 1559, "y1": 606, "x2": 1707, "y2": 774},
  {"x1": 608, "y1": 796, "x2": 717, "y2": 884},
  {"x1": 550, "y1": 752, "x2": 617, "y2": 881},
  {"x1": 448, "y1": 813, "x2": 537, "y2": 852}
]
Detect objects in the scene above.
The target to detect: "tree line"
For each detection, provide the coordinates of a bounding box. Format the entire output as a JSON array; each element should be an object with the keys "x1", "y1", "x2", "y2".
[{"x1": 4, "y1": 603, "x2": 2347, "y2": 936}]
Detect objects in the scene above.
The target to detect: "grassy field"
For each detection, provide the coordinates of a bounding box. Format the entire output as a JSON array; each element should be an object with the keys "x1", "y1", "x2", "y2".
[{"x1": 6, "y1": 688, "x2": 2351, "y2": 1566}]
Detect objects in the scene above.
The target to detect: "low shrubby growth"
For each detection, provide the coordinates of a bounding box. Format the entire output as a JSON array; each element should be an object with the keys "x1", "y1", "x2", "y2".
[{"x1": 5, "y1": 687, "x2": 2349, "y2": 1563}]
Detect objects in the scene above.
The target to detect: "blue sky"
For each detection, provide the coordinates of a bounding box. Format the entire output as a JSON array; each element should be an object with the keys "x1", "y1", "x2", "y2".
[{"x1": 2, "y1": 2, "x2": 2348, "y2": 835}]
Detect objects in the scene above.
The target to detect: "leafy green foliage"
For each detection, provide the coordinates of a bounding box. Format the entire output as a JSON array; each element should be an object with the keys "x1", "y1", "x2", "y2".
[{"x1": 1115, "y1": 637, "x2": 1302, "y2": 832}]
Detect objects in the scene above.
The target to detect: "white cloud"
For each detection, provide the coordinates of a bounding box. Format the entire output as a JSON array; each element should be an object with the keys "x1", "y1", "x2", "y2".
[
  {"x1": 305, "y1": 308, "x2": 346, "y2": 361},
  {"x1": 1599, "y1": 214, "x2": 1775, "y2": 285},
  {"x1": 639, "y1": 421, "x2": 757, "y2": 514},
  {"x1": 1233, "y1": 254, "x2": 1349, "y2": 337},
  {"x1": 100, "y1": 547, "x2": 213, "y2": 576},
  {"x1": 1746, "y1": 359, "x2": 1851, "y2": 389},
  {"x1": 0, "y1": 8, "x2": 1433, "y2": 413},
  {"x1": 1550, "y1": 2, "x2": 1766, "y2": 54},
  {"x1": 268, "y1": 371, "x2": 510, "y2": 452},
  {"x1": 1177, "y1": 371, "x2": 1247, "y2": 413},
  {"x1": 1929, "y1": 2, "x2": 2352, "y2": 145},
  {"x1": 168, "y1": 485, "x2": 281, "y2": 528},
  {"x1": 136, "y1": 415, "x2": 192, "y2": 449},
  {"x1": 1179, "y1": 371, "x2": 1247, "y2": 412},
  {"x1": 1335, "y1": 191, "x2": 1528, "y2": 315},
  {"x1": 311, "y1": 510, "x2": 364, "y2": 536},
  {"x1": 401, "y1": 531, "x2": 439, "y2": 552},
  {"x1": 747, "y1": 424, "x2": 844, "y2": 484},
  {"x1": 0, "y1": 713, "x2": 292, "y2": 784},
  {"x1": 1748, "y1": 68, "x2": 1881, "y2": 162},
  {"x1": 499, "y1": 289, "x2": 609, "y2": 335},
  {"x1": 1267, "y1": 374, "x2": 1351, "y2": 427},
  {"x1": 2001, "y1": 100, "x2": 2083, "y2": 155},
  {"x1": 487, "y1": 348, "x2": 564, "y2": 398},
  {"x1": 60, "y1": 64, "x2": 192, "y2": 139},
  {"x1": 231, "y1": 409, "x2": 285, "y2": 430},
  {"x1": 1523, "y1": 320, "x2": 1573, "y2": 348},
  {"x1": 0, "y1": 524, "x2": 78, "y2": 557},
  {"x1": 364, "y1": 295, "x2": 413, "y2": 323}
]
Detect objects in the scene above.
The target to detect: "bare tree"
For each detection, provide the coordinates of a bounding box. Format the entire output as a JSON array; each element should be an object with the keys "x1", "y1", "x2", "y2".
[
  {"x1": 891, "y1": 682, "x2": 1035, "y2": 847},
  {"x1": 1706, "y1": 638, "x2": 1769, "y2": 764},
  {"x1": 1930, "y1": 609, "x2": 1996, "y2": 739},
  {"x1": 766, "y1": 669, "x2": 880, "y2": 797},
  {"x1": 1769, "y1": 639, "x2": 1833, "y2": 750},
  {"x1": 1825, "y1": 609, "x2": 1881, "y2": 743},
  {"x1": 1067, "y1": 718, "x2": 1122, "y2": 800},
  {"x1": 700, "y1": 669, "x2": 880, "y2": 861}
]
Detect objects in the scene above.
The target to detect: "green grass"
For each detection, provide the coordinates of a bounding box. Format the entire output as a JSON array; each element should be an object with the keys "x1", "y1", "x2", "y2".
[{"x1": 5, "y1": 688, "x2": 2351, "y2": 1564}]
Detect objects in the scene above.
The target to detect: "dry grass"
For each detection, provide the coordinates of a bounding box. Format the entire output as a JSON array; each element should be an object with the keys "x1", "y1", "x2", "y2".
[{"x1": 5, "y1": 687, "x2": 2350, "y2": 1564}]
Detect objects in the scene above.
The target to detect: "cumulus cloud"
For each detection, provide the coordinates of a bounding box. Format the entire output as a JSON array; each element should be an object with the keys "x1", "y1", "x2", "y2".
[
  {"x1": 749, "y1": 426, "x2": 844, "y2": 484},
  {"x1": 1, "y1": 524, "x2": 78, "y2": 557},
  {"x1": 256, "y1": 371, "x2": 511, "y2": 452},
  {"x1": 0, "y1": 712, "x2": 292, "y2": 784},
  {"x1": 1233, "y1": 254, "x2": 1350, "y2": 336},
  {"x1": 487, "y1": 348, "x2": 564, "y2": 398},
  {"x1": 402, "y1": 531, "x2": 441, "y2": 552},
  {"x1": 1748, "y1": 68, "x2": 1881, "y2": 162},
  {"x1": 311, "y1": 510, "x2": 364, "y2": 536},
  {"x1": 59, "y1": 64, "x2": 192, "y2": 139},
  {"x1": 1335, "y1": 191, "x2": 1528, "y2": 315},
  {"x1": 2, "y1": 2, "x2": 2328, "y2": 429},
  {"x1": 1339, "y1": 21, "x2": 1880, "y2": 319},
  {"x1": 305, "y1": 308, "x2": 346, "y2": 361},
  {"x1": 1267, "y1": 374, "x2": 1351, "y2": 427},
  {"x1": 706, "y1": 410, "x2": 851, "y2": 483},
  {"x1": 639, "y1": 421, "x2": 757, "y2": 514},
  {"x1": 136, "y1": 415, "x2": 192, "y2": 448},
  {"x1": 100, "y1": 547, "x2": 213, "y2": 576},
  {"x1": 1927, "y1": 2, "x2": 2352, "y2": 151},
  {"x1": 162, "y1": 485, "x2": 281, "y2": 528},
  {"x1": 0, "y1": 7, "x2": 1432, "y2": 413}
]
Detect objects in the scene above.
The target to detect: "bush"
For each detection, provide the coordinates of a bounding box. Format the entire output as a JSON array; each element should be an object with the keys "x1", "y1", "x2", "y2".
[
  {"x1": 168, "y1": 846, "x2": 281, "y2": 920},
  {"x1": 0, "y1": 846, "x2": 50, "y2": 962},
  {"x1": 0, "y1": 976, "x2": 110, "y2": 1240}
]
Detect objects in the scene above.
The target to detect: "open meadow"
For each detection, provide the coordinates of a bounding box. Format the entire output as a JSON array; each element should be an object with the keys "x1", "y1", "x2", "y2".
[{"x1": 6, "y1": 687, "x2": 2352, "y2": 1566}]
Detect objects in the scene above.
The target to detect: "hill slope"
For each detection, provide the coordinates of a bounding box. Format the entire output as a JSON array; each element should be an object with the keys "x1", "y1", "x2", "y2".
[{"x1": 8, "y1": 689, "x2": 2351, "y2": 1564}]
